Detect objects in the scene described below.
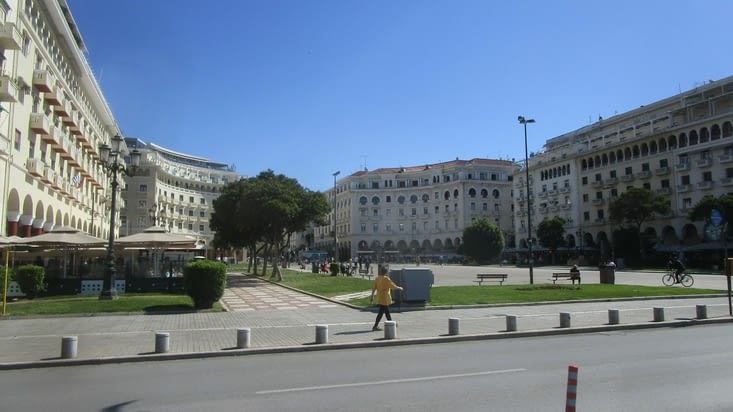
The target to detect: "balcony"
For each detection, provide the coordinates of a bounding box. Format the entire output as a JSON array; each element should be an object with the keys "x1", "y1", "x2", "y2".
[
  {"x1": 44, "y1": 88, "x2": 62, "y2": 106},
  {"x1": 697, "y1": 181, "x2": 714, "y2": 190},
  {"x1": 53, "y1": 100, "x2": 71, "y2": 117},
  {"x1": 539, "y1": 207, "x2": 548, "y2": 214},
  {"x1": 721, "y1": 177, "x2": 733, "y2": 187},
  {"x1": 591, "y1": 180, "x2": 603, "y2": 188},
  {"x1": 637, "y1": 170, "x2": 652, "y2": 179},
  {"x1": 62, "y1": 110, "x2": 79, "y2": 128},
  {"x1": 0, "y1": 138, "x2": 9, "y2": 155},
  {"x1": 677, "y1": 184, "x2": 692, "y2": 193},
  {"x1": 594, "y1": 218, "x2": 606, "y2": 224},
  {"x1": 26, "y1": 158, "x2": 43, "y2": 177},
  {"x1": 43, "y1": 126, "x2": 63, "y2": 146},
  {"x1": 0, "y1": 75, "x2": 17, "y2": 102},
  {"x1": 675, "y1": 162, "x2": 690, "y2": 171},
  {"x1": 604, "y1": 177, "x2": 618, "y2": 186},
  {"x1": 41, "y1": 166, "x2": 54, "y2": 183},
  {"x1": 32, "y1": 70, "x2": 54, "y2": 93},
  {"x1": 656, "y1": 187, "x2": 672, "y2": 195},
  {"x1": 560, "y1": 203, "x2": 571, "y2": 210},
  {"x1": 559, "y1": 186, "x2": 570, "y2": 193},
  {"x1": 654, "y1": 167, "x2": 670, "y2": 176},
  {"x1": 0, "y1": 22, "x2": 21, "y2": 50},
  {"x1": 620, "y1": 174, "x2": 634, "y2": 182},
  {"x1": 29, "y1": 113, "x2": 50, "y2": 134},
  {"x1": 592, "y1": 198, "x2": 604, "y2": 206},
  {"x1": 548, "y1": 189, "x2": 558, "y2": 196},
  {"x1": 537, "y1": 191, "x2": 547, "y2": 198},
  {"x1": 719, "y1": 154, "x2": 733, "y2": 164},
  {"x1": 549, "y1": 205, "x2": 559, "y2": 212},
  {"x1": 696, "y1": 158, "x2": 713, "y2": 168}
]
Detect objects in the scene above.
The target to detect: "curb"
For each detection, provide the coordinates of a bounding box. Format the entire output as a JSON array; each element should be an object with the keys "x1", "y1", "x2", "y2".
[{"x1": 2, "y1": 315, "x2": 731, "y2": 371}]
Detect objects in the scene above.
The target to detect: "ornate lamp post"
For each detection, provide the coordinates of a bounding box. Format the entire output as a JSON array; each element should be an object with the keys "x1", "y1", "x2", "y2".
[
  {"x1": 148, "y1": 203, "x2": 158, "y2": 226},
  {"x1": 518, "y1": 115, "x2": 536, "y2": 284},
  {"x1": 332, "y1": 170, "x2": 340, "y2": 262},
  {"x1": 99, "y1": 135, "x2": 140, "y2": 300}
]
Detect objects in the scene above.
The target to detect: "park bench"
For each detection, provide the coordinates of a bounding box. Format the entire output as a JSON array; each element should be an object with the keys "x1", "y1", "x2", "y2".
[
  {"x1": 551, "y1": 272, "x2": 581, "y2": 285},
  {"x1": 358, "y1": 269, "x2": 373, "y2": 280},
  {"x1": 473, "y1": 273, "x2": 508, "y2": 285}
]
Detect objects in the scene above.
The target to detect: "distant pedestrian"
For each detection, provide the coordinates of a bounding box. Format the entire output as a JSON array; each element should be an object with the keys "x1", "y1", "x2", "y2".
[{"x1": 370, "y1": 266, "x2": 403, "y2": 331}]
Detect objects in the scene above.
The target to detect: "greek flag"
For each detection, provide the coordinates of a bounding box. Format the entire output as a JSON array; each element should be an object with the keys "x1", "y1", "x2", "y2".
[{"x1": 71, "y1": 173, "x2": 82, "y2": 188}]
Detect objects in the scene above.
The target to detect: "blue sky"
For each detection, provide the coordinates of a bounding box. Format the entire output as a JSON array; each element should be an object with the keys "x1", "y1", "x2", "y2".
[{"x1": 67, "y1": 0, "x2": 733, "y2": 191}]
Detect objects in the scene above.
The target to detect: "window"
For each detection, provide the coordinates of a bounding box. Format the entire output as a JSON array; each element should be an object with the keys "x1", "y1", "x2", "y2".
[
  {"x1": 641, "y1": 163, "x2": 650, "y2": 172},
  {"x1": 371, "y1": 196, "x2": 380, "y2": 205},
  {"x1": 399, "y1": 208, "x2": 404, "y2": 216},
  {"x1": 410, "y1": 194, "x2": 418, "y2": 203},
  {"x1": 188, "y1": 223, "x2": 193, "y2": 230},
  {"x1": 594, "y1": 173, "x2": 602, "y2": 182},
  {"x1": 422, "y1": 194, "x2": 429, "y2": 202},
  {"x1": 681, "y1": 175, "x2": 690, "y2": 185},
  {"x1": 139, "y1": 184, "x2": 147, "y2": 192},
  {"x1": 659, "y1": 159, "x2": 668, "y2": 168},
  {"x1": 609, "y1": 170, "x2": 617, "y2": 178},
  {"x1": 468, "y1": 188, "x2": 476, "y2": 198},
  {"x1": 582, "y1": 194, "x2": 589, "y2": 202},
  {"x1": 625, "y1": 166, "x2": 633, "y2": 176},
  {"x1": 373, "y1": 208, "x2": 379, "y2": 217},
  {"x1": 661, "y1": 179, "x2": 670, "y2": 188},
  {"x1": 399, "y1": 223, "x2": 404, "y2": 232},
  {"x1": 386, "y1": 195, "x2": 391, "y2": 203},
  {"x1": 595, "y1": 191, "x2": 602, "y2": 200},
  {"x1": 14, "y1": 129, "x2": 21, "y2": 151},
  {"x1": 371, "y1": 181, "x2": 379, "y2": 189},
  {"x1": 199, "y1": 224, "x2": 205, "y2": 231},
  {"x1": 398, "y1": 195, "x2": 405, "y2": 204},
  {"x1": 582, "y1": 176, "x2": 588, "y2": 185},
  {"x1": 470, "y1": 202, "x2": 476, "y2": 210},
  {"x1": 200, "y1": 198, "x2": 206, "y2": 204},
  {"x1": 683, "y1": 198, "x2": 692, "y2": 209},
  {"x1": 373, "y1": 223, "x2": 378, "y2": 232},
  {"x1": 360, "y1": 196, "x2": 368, "y2": 205},
  {"x1": 583, "y1": 211, "x2": 590, "y2": 221},
  {"x1": 188, "y1": 210, "x2": 194, "y2": 216},
  {"x1": 703, "y1": 171, "x2": 712, "y2": 182},
  {"x1": 360, "y1": 224, "x2": 366, "y2": 233},
  {"x1": 199, "y1": 211, "x2": 206, "y2": 217},
  {"x1": 411, "y1": 208, "x2": 417, "y2": 216},
  {"x1": 385, "y1": 223, "x2": 391, "y2": 232},
  {"x1": 610, "y1": 188, "x2": 618, "y2": 197},
  {"x1": 423, "y1": 207, "x2": 428, "y2": 215},
  {"x1": 360, "y1": 209, "x2": 367, "y2": 217},
  {"x1": 189, "y1": 196, "x2": 194, "y2": 203},
  {"x1": 643, "y1": 182, "x2": 651, "y2": 190}
]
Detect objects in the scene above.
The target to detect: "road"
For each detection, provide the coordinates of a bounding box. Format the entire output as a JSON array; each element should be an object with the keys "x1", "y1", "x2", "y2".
[{"x1": 2, "y1": 324, "x2": 732, "y2": 411}]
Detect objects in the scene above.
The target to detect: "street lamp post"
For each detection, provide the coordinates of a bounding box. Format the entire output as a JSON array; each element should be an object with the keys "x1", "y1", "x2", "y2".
[
  {"x1": 332, "y1": 171, "x2": 340, "y2": 263},
  {"x1": 99, "y1": 135, "x2": 140, "y2": 300},
  {"x1": 518, "y1": 116, "x2": 536, "y2": 284},
  {"x1": 148, "y1": 203, "x2": 158, "y2": 226}
]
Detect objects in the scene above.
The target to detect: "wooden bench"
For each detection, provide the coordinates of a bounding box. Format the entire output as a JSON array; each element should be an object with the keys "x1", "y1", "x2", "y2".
[
  {"x1": 358, "y1": 269, "x2": 373, "y2": 280},
  {"x1": 473, "y1": 273, "x2": 508, "y2": 285},
  {"x1": 551, "y1": 272, "x2": 581, "y2": 285}
]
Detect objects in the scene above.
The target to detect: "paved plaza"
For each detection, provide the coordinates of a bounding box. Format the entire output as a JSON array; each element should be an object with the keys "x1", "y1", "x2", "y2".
[{"x1": 0, "y1": 264, "x2": 731, "y2": 369}]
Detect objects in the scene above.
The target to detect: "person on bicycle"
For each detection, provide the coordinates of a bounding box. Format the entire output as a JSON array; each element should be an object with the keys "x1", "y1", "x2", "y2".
[{"x1": 667, "y1": 255, "x2": 686, "y2": 283}]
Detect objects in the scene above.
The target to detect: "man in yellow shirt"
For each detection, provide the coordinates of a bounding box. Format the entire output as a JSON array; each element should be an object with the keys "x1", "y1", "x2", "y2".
[{"x1": 370, "y1": 266, "x2": 404, "y2": 331}]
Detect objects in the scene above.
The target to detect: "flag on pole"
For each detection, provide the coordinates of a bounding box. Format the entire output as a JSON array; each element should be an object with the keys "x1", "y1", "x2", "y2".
[{"x1": 71, "y1": 173, "x2": 83, "y2": 188}]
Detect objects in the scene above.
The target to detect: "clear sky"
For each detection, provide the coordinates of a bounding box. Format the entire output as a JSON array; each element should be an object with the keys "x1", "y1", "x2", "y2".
[{"x1": 67, "y1": 0, "x2": 733, "y2": 192}]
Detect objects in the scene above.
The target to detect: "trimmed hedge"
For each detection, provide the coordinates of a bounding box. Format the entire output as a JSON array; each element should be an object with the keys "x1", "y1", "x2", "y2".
[
  {"x1": 14, "y1": 264, "x2": 46, "y2": 299},
  {"x1": 183, "y1": 260, "x2": 227, "y2": 309}
]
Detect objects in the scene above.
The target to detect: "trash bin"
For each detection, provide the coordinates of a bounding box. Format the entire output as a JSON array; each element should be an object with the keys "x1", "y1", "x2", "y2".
[
  {"x1": 390, "y1": 267, "x2": 434, "y2": 302},
  {"x1": 311, "y1": 262, "x2": 319, "y2": 274},
  {"x1": 600, "y1": 265, "x2": 615, "y2": 284}
]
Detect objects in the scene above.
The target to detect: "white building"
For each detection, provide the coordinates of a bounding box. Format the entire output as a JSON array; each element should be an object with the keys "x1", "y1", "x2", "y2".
[
  {"x1": 0, "y1": 0, "x2": 126, "y2": 239},
  {"x1": 315, "y1": 159, "x2": 519, "y2": 263}
]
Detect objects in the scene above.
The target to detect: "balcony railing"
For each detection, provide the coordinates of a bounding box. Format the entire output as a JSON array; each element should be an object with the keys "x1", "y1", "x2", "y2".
[
  {"x1": 620, "y1": 174, "x2": 634, "y2": 182},
  {"x1": 637, "y1": 171, "x2": 652, "y2": 179},
  {"x1": 0, "y1": 75, "x2": 17, "y2": 102},
  {"x1": 656, "y1": 187, "x2": 672, "y2": 195},
  {"x1": 654, "y1": 167, "x2": 670, "y2": 176},
  {"x1": 697, "y1": 181, "x2": 714, "y2": 190},
  {"x1": 696, "y1": 158, "x2": 713, "y2": 168},
  {"x1": 0, "y1": 22, "x2": 22, "y2": 50}
]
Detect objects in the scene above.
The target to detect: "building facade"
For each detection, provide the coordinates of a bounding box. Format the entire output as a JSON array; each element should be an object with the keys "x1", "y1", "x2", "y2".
[
  {"x1": 121, "y1": 138, "x2": 241, "y2": 254},
  {"x1": 515, "y1": 76, "x2": 733, "y2": 266},
  {"x1": 313, "y1": 159, "x2": 519, "y2": 263},
  {"x1": 0, "y1": 0, "x2": 127, "y2": 239}
]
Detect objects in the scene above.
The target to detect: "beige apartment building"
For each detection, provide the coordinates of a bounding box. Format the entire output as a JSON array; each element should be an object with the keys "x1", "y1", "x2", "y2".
[
  {"x1": 516, "y1": 76, "x2": 733, "y2": 266},
  {"x1": 121, "y1": 138, "x2": 241, "y2": 254},
  {"x1": 0, "y1": 0, "x2": 127, "y2": 239},
  {"x1": 313, "y1": 159, "x2": 519, "y2": 263}
]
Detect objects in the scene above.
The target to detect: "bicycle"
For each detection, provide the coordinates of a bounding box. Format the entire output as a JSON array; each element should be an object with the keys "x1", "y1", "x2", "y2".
[{"x1": 661, "y1": 271, "x2": 694, "y2": 287}]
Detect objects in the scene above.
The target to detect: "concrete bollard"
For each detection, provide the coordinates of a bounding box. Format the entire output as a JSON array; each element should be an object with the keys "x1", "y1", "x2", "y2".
[
  {"x1": 506, "y1": 315, "x2": 517, "y2": 332},
  {"x1": 448, "y1": 318, "x2": 460, "y2": 335},
  {"x1": 237, "y1": 328, "x2": 251, "y2": 349},
  {"x1": 61, "y1": 336, "x2": 78, "y2": 359},
  {"x1": 384, "y1": 321, "x2": 397, "y2": 339},
  {"x1": 560, "y1": 312, "x2": 571, "y2": 328},
  {"x1": 696, "y1": 304, "x2": 708, "y2": 319},
  {"x1": 608, "y1": 309, "x2": 620, "y2": 325},
  {"x1": 653, "y1": 307, "x2": 665, "y2": 322},
  {"x1": 315, "y1": 325, "x2": 328, "y2": 344},
  {"x1": 155, "y1": 332, "x2": 170, "y2": 353}
]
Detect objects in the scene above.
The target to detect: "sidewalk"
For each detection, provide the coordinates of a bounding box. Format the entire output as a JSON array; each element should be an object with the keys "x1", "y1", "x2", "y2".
[{"x1": 0, "y1": 273, "x2": 731, "y2": 370}]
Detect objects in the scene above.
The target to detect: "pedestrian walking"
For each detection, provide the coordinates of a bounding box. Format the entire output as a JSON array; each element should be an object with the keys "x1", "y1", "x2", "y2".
[{"x1": 370, "y1": 265, "x2": 403, "y2": 331}]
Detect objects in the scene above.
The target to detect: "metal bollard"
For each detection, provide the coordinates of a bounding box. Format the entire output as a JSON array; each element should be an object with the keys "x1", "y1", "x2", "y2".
[
  {"x1": 315, "y1": 325, "x2": 328, "y2": 344},
  {"x1": 448, "y1": 318, "x2": 460, "y2": 335},
  {"x1": 61, "y1": 336, "x2": 78, "y2": 359},
  {"x1": 560, "y1": 312, "x2": 571, "y2": 328},
  {"x1": 237, "y1": 328, "x2": 251, "y2": 349},
  {"x1": 384, "y1": 320, "x2": 397, "y2": 339},
  {"x1": 608, "y1": 309, "x2": 620, "y2": 325},
  {"x1": 696, "y1": 304, "x2": 708, "y2": 319},
  {"x1": 506, "y1": 315, "x2": 517, "y2": 332},
  {"x1": 653, "y1": 307, "x2": 665, "y2": 322},
  {"x1": 155, "y1": 332, "x2": 170, "y2": 353}
]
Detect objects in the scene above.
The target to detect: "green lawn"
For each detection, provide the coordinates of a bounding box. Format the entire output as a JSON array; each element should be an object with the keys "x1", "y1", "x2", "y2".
[{"x1": 3, "y1": 294, "x2": 222, "y2": 316}]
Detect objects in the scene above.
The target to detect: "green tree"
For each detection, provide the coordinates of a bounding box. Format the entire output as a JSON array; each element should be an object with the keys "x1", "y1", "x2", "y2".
[
  {"x1": 211, "y1": 170, "x2": 330, "y2": 281},
  {"x1": 462, "y1": 218, "x2": 504, "y2": 264},
  {"x1": 536, "y1": 216, "x2": 566, "y2": 264},
  {"x1": 609, "y1": 187, "x2": 670, "y2": 259},
  {"x1": 688, "y1": 194, "x2": 733, "y2": 238}
]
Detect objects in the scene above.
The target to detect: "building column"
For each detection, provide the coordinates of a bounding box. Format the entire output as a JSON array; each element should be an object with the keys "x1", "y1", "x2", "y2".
[
  {"x1": 19, "y1": 214, "x2": 33, "y2": 237},
  {"x1": 6, "y1": 211, "x2": 20, "y2": 236},
  {"x1": 32, "y1": 218, "x2": 45, "y2": 236}
]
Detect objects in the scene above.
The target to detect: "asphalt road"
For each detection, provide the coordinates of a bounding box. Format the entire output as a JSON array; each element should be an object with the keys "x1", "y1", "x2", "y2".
[{"x1": 2, "y1": 324, "x2": 732, "y2": 411}]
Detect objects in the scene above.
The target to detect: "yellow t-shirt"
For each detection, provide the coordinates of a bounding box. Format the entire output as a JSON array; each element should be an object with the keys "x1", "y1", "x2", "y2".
[{"x1": 373, "y1": 275, "x2": 398, "y2": 305}]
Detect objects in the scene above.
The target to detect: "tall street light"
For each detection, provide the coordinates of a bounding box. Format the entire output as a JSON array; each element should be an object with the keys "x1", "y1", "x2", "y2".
[
  {"x1": 518, "y1": 115, "x2": 536, "y2": 284},
  {"x1": 99, "y1": 135, "x2": 140, "y2": 300},
  {"x1": 332, "y1": 170, "x2": 340, "y2": 263}
]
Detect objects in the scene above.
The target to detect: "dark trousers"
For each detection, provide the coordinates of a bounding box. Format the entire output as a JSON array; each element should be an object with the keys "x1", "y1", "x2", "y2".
[{"x1": 374, "y1": 305, "x2": 392, "y2": 327}]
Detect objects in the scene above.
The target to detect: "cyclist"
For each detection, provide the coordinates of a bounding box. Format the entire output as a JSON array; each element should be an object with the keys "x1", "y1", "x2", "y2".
[{"x1": 667, "y1": 255, "x2": 686, "y2": 283}]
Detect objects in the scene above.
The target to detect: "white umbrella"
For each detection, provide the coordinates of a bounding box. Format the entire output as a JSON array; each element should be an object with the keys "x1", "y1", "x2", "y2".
[
  {"x1": 18, "y1": 226, "x2": 106, "y2": 247},
  {"x1": 115, "y1": 226, "x2": 197, "y2": 276}
]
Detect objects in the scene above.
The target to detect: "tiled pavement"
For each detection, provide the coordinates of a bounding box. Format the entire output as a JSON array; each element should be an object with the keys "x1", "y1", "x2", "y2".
[{"x1": 221, "y1": 276, "x2": 340, "y2": 311}]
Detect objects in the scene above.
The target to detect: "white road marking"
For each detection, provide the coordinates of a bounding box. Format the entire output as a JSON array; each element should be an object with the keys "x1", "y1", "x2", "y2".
[{"x1": 256, "y1": 368, "x2": 527, "y2": 394}]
